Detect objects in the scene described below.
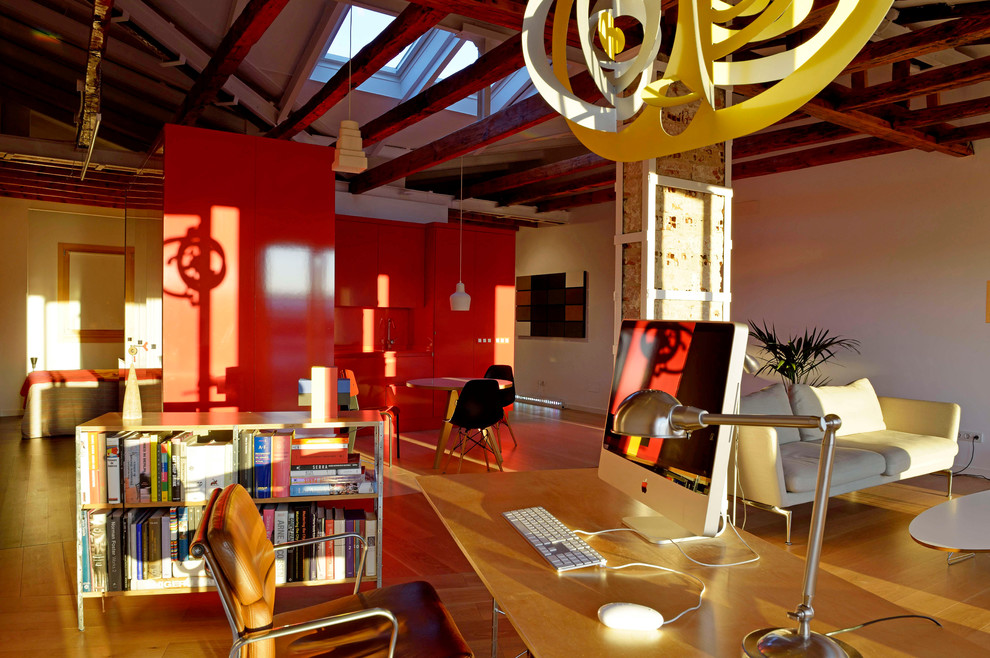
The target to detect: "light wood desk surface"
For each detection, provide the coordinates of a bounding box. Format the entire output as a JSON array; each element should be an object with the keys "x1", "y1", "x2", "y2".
[{"x1": 419, "y1": 469, "x2": 985, "y2": 657}]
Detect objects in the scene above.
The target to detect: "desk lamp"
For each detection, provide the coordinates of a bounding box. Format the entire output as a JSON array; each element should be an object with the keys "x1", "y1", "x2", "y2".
[{"x1": 613, "y1": 389, "x2": 859, "y2": 658}]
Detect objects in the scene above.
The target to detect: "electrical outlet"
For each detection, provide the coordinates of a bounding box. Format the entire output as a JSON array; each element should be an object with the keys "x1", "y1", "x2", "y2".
[{"x1": 959, "y1": 430, "x2": 984, "y2": 443}]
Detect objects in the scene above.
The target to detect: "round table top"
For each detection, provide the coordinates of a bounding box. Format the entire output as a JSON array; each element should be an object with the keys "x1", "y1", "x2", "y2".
[
  {"x1": 909, "y1": 489, "x2": 990, "y2": 552},
  {"x1": 406, "y1": 377, "x2": 511, "y2": 391}
]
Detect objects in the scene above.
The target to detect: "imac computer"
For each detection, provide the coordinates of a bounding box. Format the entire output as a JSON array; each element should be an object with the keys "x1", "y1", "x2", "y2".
[{"x1": 598, "y1": 319, "x2": 748, "y2": 543}]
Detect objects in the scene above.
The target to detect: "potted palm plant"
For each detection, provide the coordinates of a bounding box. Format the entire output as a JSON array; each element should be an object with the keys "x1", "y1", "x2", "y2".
[{"x1": 748, "y1": 321, "x2": 860, "y2": 386}]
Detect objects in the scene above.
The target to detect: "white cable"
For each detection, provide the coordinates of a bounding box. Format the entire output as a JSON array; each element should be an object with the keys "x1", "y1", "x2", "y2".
[{"x1": 603, "y1": 561, "x2": 706, "y2": 624}]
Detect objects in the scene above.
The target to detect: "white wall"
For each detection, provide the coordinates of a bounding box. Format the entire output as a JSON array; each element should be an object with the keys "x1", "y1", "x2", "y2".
[
  {"x1": 515, "y1": 204, "x2": 616, "y2": 413},
  {"x1": 732, "y1": 146, "x2": 990, "y2": 475}
]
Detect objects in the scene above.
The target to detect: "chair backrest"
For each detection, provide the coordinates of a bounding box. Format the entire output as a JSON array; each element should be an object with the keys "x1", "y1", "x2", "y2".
[
  {"x1": 191, "y1": 484, "x2": 277, "y2": 657},
  {"x1": 483, "y1": 364, "x2": 515, "y2": 407},
  {"x1": 450, "y1": 379, "x2": 504, "y2": 430}
]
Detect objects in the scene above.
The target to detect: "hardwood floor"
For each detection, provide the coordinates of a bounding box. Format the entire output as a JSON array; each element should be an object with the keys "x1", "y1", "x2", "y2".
[{"x1": 2, "y1": 408, "x2": 989, "y2": 656}]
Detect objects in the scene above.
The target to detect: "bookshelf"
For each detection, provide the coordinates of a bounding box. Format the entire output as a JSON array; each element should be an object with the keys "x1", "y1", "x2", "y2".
[{"x1": 75, "y1": 410, "x2": 384, "y2": 631}]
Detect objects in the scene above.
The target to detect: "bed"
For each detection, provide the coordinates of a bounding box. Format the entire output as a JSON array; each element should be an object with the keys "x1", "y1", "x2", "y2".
[{"x1": 20, "y1": 368, "x2": 162, "y2": 438}]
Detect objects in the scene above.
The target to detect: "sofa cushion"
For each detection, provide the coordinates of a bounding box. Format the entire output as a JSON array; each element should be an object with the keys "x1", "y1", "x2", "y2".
[
  {"x1": 790, "y1": 378, "x2": 886, "y2": 440},
  {"x1": 835, "y1": 430, "x2": 959, "y2": 476},
  {"x1": 741, "y1": 384, "x2": 801, "y2": 444},
  {"x1": 780, "y1": 441, "x2": 887, "y2": 493}
]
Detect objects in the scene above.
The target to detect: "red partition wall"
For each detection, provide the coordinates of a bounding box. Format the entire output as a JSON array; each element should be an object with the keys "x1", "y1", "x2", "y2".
[{"x1": 163, "y1": 125, "x2": 334, "y2": 411}]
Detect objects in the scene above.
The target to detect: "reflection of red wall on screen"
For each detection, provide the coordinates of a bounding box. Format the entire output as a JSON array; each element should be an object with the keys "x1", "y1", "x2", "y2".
[
  {"x1": 163, "y1": 125, "x2": 334, "y2": 411},
  {"x1": 609, "y1": 321, "x2": 694, "y2": 464}
]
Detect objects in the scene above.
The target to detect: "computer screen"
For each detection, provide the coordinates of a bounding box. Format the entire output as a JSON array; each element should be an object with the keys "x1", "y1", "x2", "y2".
[{"x1": 598, "y1": 319, "x2": 748, "y2": 543}]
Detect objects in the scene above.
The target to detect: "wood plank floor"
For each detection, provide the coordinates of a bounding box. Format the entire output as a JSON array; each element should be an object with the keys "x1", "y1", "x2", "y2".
[{"x1": 2, "y1": 408, "x2": 988, "y2": 656}]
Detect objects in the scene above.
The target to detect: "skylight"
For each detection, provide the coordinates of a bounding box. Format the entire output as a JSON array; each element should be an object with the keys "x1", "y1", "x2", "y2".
[
  {"x1": 326, "y1": 7, "x2": 412, "y2": 71},
  {"x1": 437, "y1": 41, "x2": 479, "y2": 81}
]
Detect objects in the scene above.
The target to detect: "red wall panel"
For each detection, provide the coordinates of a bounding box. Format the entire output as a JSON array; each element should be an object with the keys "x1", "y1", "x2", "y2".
[{"x1": 163, "y1": 125, "x2": 334, "y2": 411}]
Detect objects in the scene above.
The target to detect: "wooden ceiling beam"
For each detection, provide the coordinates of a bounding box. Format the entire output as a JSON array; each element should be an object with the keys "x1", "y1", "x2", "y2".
[
  {"x1": 0, "y1": 161, "x2": 162, "y2": 188},
  {"x1": 361, "y1": 34, "x2": 525, "y2": 146},
  {"x1": 845, "y1": 13, "x2": 990, "y2": 75},
  {"x1": 172, "y1": 0, "x2": 290, "y2": 126},
  {"x1": 467, "y1": 153, "x2": 610, "y2": 198},
  {"x1": 733, "y1": 138, "x2": 908, "y2": 180},
  {"x1": 838, "y1": 55, "x2": 990, "y2": 112},
  {"x1": 267, "y1": 4, "x2": 446, "y2": 140},
  {"x1": 349, "y1": 73, "x2": 598, "y2": 196},
  {"x1": 892, "y1": 95, "x2": 990, "y2": 128},
  {"x1": 733, "y1": 123, "x2": 857, "y2": 159},
  {"x1": 536, "y1": 188, "x2": 615, "y2": 213},
  {"x1": 736, "y1": 84, "x2": 973, "y2": 156},
  {"x1": 496, "y1": 168, "x2": 614, "y2": 207},
  {"x1": 937, "y1": 119, "x2": 990, "y2": 144},
  {"x1": 894, "y1": 0, "x2": 990, "y2": 25}
]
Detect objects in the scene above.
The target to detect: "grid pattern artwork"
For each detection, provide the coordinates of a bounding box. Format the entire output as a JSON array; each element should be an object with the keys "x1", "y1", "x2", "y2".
[{"x1": 516, "y1": 271, "x2": 587, "y2": 338}]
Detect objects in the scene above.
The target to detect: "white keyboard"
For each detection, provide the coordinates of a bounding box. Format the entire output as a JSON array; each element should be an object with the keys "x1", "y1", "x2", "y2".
[{"x1": 502, "y1": 506, "x2": 606, "y2": 572}]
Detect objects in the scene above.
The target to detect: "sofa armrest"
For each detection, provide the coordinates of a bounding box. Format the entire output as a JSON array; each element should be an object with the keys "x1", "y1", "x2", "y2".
[
  {"x1": 877, "y1": 396, "x2": 960, "y2": 441},
  {"x1": 731, "y1": 426, "x2": 788, "y2": 507}
]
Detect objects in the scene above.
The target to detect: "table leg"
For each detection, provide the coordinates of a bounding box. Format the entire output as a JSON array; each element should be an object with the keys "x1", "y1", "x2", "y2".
[{"x1": 433, "y1": 389, "x2": 460, "y2": 469}]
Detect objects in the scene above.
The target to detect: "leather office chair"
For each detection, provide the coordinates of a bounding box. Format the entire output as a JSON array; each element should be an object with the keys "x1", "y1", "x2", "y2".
[
  {"x1": 339, "y1": 369, "x2": 401, "y2": 467},
  {"x1": 443, "y1": 378, "x2": 505, "y2": 473},
  {"x1": 191, "y1": 484, "x2": 473, "y2": 658},
  {"x1": 483, "y1": 364, "x2": 517, "y2": 448}
]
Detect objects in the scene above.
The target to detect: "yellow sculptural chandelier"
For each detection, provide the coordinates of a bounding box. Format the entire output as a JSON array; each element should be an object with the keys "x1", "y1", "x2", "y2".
[{"x1": 522, "y1": 0, "x2": 892, "y2": 161}]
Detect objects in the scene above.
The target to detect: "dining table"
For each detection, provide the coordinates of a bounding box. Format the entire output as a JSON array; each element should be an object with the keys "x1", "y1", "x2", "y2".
[{"x1": 405, "y1": 376, "x2": 511, "y2": 469}]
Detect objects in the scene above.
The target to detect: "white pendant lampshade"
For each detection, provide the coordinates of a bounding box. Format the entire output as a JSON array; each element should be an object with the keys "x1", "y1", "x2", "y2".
[
  {"x1": 333, "y1": 119, "x2": 367, "y2": 174},
  {"x1": 450, "y1": 281, "x2": 471, "y2": 311}
]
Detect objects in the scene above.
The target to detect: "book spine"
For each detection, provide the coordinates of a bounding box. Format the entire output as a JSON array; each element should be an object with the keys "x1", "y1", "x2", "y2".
[
  {"x1": 261, "y1": 505, "x2": 275, "y2": 540},
  {"x1": 89, "y1": 509, "x2": 109, "y2": 592},
  {"x1": 332, "y1": 508, "x2": 345, "y2": 582},
  {"x1": 271, "y1": 433, "x2": 291, "y2": 498},
  {"x1": 315, "y1": 506, "x2": 325, "y2": 581},
  {"x1": 106, "y1": 434, "x2": 122, "y2": 505},
  {"x1": 88, "y1": 432, "x2": 99, "y2": 504},
  {"x1": 170, "y1": 438, "x2": 182, "y2": 501},
  {"x1": 239, "y1": 430, "x2": 254, "y2": 496},
  {"x1": 136, "y1": 514, "x2": 145, "y2": 581},
  {"x1": 289, "y1": 463, "x2": 362, "y2": 476},
  {"x1": 176, "y1": 507, "x2": 189, "y2": 562},
  {"x1": 344, "y1": 512, "x2": 354, "y2": 579},
  {"x1": 254, "y1": 432, "x2": 272, "y2": 499},
  {"x1": 126, "y1": 510, "x2": 138, "y2": 586},
  {"x1": 324, "y1": 516, "x2": 334, "y2": 581},
  {"x1": 80, "y1": 510, "x2": 92, "y2": 592},
  {"x1": 149, "y1": 434, "x2": 158, "y2": 502},
  {"x1": 160, "y1": 512, "x2": 172, "y2": 579},
  {"x1": 147, "y1": 512, "x2": 162, "y2": 579},
  {"x1": 138, "y1": 435, "x2": 151, "y2": 502},
  {"x1": 273, "y1": 504, "x2": 288, "y2": 585},
  {"x1": 123, "y1": 436, "x2": 141, "y2": 504},
  {"x1": 106, "y1": 510, "x2": 123, "y2": 592},
  {"x1": 159, "y1": 437, "x2": 171, "y2": 502},
  {"x1": 169, "y1": 507, "x2": 179, "y2": 563}
]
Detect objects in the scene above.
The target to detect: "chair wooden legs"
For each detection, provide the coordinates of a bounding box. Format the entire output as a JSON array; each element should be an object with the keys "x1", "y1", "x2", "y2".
[{"x1": 441, "y1": 428, "x2": 503, "y2": 473}]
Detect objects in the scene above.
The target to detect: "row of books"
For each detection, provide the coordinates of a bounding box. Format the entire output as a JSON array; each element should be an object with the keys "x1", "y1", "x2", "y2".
[
  {"x1": 81, "y1": 430, "x2": 377, "y2": 505},
  {"x1": 261, "y1": 503, "x2": 378, "y2": 583},
  {"x1": 239, "y1": 431, "x2": 374, "y2": 498},
  {"x1": 80, "y1": 503, "x2": 377, "y2": 592},
  {"x1": 80, "y1": 506, "x2": 210, "y2": 593},
  {"x1": 80, "y1": 430, "x2": 234, "y2": 505}
]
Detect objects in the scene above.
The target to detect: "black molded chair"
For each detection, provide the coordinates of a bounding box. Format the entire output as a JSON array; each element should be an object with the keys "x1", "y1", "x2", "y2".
[
  {"x1": 484, "y1": 364, "x2": 517, "y2": 448},
  {"x1": 443, "y1": 378, "x2": 505, "y2": 473},
  {"x1": 340, "y1": 369, "x2": 401, "y2": 467}
]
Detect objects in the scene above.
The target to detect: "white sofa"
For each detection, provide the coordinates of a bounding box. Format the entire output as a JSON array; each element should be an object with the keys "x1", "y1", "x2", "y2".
[{"x1": 732, "y1": 378, "x2": 960, "y2": 543}]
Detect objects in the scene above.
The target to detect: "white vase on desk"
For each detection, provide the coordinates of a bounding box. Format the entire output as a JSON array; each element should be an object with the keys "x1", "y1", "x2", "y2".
[{"x1": 122, "y1": 363, "x2": 142, "y2": 420}]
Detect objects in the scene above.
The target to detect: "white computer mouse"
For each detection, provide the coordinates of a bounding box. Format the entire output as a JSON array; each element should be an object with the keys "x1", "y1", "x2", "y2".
[{"x1": 597, "y1": 602, "x2": 664, "y2": 631}]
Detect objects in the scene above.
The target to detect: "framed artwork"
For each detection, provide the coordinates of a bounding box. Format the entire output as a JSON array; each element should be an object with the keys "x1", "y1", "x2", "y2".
[
  {"x1": 57, "y1": 242, "x2": 134, "y2": 343},
  {"x1": 516, "y1": 271, "x2": 586, "y2": 338}
]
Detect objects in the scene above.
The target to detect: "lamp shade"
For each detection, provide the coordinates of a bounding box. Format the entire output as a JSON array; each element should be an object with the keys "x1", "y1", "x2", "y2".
[
  {"x1": 449, "y1": 281, "x2": 471, "y2": 311},
  {"x1": 613, "y1": 389, "x2": 687, "y2": 439}
]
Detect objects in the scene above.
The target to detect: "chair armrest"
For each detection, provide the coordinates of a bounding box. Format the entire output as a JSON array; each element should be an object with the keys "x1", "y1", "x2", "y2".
[
  {"x1": 274, "y1": 532, "x2": 368, "y2": 594},
  {"x1": 878, "y1": 396, "x2": 961, "y2": 441},
  {"x1": 731, "y1": 426, "x2": 788, "y2": 507},
  {"x1": 229, "y1": 607, "x2": 398, "y2": 658}
]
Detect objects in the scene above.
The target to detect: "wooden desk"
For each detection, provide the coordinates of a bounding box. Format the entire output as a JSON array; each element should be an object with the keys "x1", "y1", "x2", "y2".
[
  {"x1": 405, "y1": 377, "x2": 510, "y2": 469},
  {"x1": 419, "y1": 469, "x2": 985, "y2": 657}
]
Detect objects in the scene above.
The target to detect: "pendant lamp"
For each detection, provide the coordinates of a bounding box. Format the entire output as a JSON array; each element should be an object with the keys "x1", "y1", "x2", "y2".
[
  {"x1": 333, "y1": 10, "x2": 367, "y2": 174},
  {"x1": 450, "y1": 157, "x2": 471, "y2": 311}
]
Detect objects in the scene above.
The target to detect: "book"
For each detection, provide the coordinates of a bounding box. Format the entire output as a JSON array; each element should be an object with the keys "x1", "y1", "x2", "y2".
[
  {"x1": 158, "y1": 436, "x2": 171, "y2": 502},
  {"x1": 160, "y1": 511, "x2": 172, "y2": 579},
  {"x1": 149, "y1": 432, "x2": 158, "y2": 502},
  {"x1": 314, "y1": 506, "x2": 326, "y2": 581},
  {"x1": 273, "y1": 503, "x2": 289, "y2": 585},
  {"x1": 169, "y1": 507, "x2": 179, "y2": 563},
  {"x1": 107, "y1": 509, "x2": 124, "y2": 592},
  {"x1": 170, "y1": 435, "x2": 185, "y2": 501},
  {"x1": 89, "y1": 508, "x2": 110, "y2": 592},
  {"x1": 289, "y1": 455, "x2": 362, "y2": 476},
  {"x1": 238, "y1": 429, "x2": 254, "y2": 496},
  {"x1": 123, "y1": 433, "x2": 142, "y2": 504},
  {"x1": 138, "y1": 434, "x2": 153, "y2": 502},
  {"x1": 261, "y1": 504, "x2": 275, "y2": 541},
  {"x1": 80, "y1": 510, "x2": 92, "y2": 592},
  {"x1": 343, "y1": 508, "x2": 364, "y2": 579},
  {"x1": 176, "y1": 506, "x2": 190, "y2": 562},
  {"x1": 291, "y1": 471, "x2": 366, "y2": 484},
  {"x1": 364, "y1": 509, "x2": 378, "y2": 578},
  {"x1": 289, "y1": 437, "x2": 350, "y2": 466},
  {"x1": 105, "y1": 432, "x2": 123, "y2": 505},
  {"x1": 186, "y1": 442, "x2": 232, "y2": 502},
  {"x1": 146, "y1": 509, "x2": 164, "y2": 580},
  {"x1": 254, "y1": 431, "x2": 273, "y2": 499},
  {"x1": 271, "y1": 431, "x2": 291, "y2": 498},
  {"x1": 332, "y1": 507, "x2": 346, "y2": 582},
  {"x1": 289, "y1": 470, "x2": 375, "y2": 497},
  {"x1": 324, "y1": 515, "x2": 335, "y2": 580},
  {"x1": 79, "y1": 434, "x2": 90, "y2": 506}
]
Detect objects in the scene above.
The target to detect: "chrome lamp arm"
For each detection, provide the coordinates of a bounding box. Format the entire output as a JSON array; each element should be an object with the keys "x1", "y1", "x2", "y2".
[{"x1": 614, "y1": 390, "x2": 856, "y2": 657}]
